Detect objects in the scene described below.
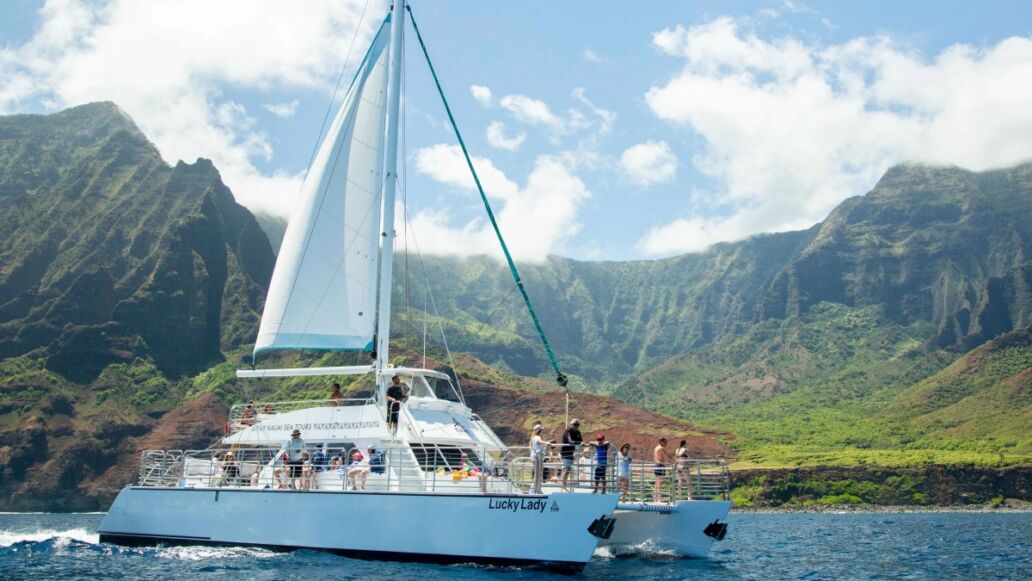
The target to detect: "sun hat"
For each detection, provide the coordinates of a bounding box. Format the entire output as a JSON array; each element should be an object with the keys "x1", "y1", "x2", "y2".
[
  {"x1": 533, "y1": 423, "x2": 543, "y2": 432},
  {"x1": 291, "y1": 429, "x2": 301, "y2": 436}
]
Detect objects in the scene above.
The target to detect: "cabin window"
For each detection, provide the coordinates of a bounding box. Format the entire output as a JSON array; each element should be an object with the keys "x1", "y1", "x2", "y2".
[
  {"x1": 409, "y1": 444, "x2": 482, "y2": 470},
  {"x1": 425, "y1": 376, "x2": 462, "y2": 402}
]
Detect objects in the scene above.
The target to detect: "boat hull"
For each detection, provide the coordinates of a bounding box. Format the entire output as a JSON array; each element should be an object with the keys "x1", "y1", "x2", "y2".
[
  {"x1": 99, "y1": 486, "x2": 618, "y2": 569},
  {"x1": 601, "y1": 499, "x2": 732, "y2": 558}
]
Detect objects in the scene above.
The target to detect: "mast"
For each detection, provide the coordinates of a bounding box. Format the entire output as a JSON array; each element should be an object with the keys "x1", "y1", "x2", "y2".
[{"x1": 375, "y1": 0, "x2": 406, "y2": 405}]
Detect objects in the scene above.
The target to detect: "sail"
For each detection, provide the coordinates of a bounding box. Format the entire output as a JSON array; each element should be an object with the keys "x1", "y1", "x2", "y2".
[{"x1": 255, "y1": 17, "x2": 391, "y2": 356}]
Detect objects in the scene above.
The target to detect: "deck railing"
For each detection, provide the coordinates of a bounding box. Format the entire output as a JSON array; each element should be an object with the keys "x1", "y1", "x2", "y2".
[
  {"x1": 136, "y1": 443, "x2": 728, "y2": 503},
  {"x1": 227, "y1": 398, "x2": 376, "y2": 433}
]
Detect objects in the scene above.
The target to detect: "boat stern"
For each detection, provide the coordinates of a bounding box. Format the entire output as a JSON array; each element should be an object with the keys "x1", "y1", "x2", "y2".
[{"x1": 601, "y1": 499, "x2": 732, "y2": 558}]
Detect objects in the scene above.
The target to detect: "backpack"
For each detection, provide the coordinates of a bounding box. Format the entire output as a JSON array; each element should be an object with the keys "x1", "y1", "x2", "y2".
[{"x1": 369, "y1": 452, "x2": 385, "y2": 474}]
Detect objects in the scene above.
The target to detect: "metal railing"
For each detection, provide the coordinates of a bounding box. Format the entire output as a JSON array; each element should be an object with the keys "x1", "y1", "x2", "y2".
[
  {"x1": 227, "y1": 398, "x2": 376, "y2": 433},
  {"x1": 137, "y1": 444, "x2": 728, "y2": 503},
  {"x1": 504, "y1": 450, "x2": 729, "y2": 501}
]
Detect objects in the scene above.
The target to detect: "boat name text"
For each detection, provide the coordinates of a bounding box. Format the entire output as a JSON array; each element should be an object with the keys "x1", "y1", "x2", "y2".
[{"x1": 488, "y1": 498, "x2": 549, "y2": 514}]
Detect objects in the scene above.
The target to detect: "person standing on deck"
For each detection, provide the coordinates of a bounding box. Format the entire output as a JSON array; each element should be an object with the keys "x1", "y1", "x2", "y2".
[
  {"x1": 653, "y1": 437, "x2": 673, "y2": 502},
  {"x1": 560, "y1": 419, "x2": 582, "y2": 491},
  {"x1": 283, "y1": 429, "x2": 308, "y2": 490},
  {"x1": 386, "y1": 375, "x2": 406, "y2": 434},
  {"x1": 588, "y1": 434, "x2": 611, "y2": 494},
  {"x1": 529, "y1": 424, "x2": 553, "y2": 494}
]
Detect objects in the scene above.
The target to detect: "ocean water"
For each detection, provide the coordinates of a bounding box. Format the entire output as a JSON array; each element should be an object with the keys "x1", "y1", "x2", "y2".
[{"x1": 0, "y1": 512, "x2": 1030, "y2": 579}]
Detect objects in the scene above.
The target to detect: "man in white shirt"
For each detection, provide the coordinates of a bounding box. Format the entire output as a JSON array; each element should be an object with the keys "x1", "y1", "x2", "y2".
[{"x1": 283, "y1": 429, "x2": 307, "y2": 489}]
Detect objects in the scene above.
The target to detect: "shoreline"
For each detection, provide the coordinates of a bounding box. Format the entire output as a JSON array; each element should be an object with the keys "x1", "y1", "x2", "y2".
[{"x1": 731, "y1": 500, "x2": 1032, "y2": 514}]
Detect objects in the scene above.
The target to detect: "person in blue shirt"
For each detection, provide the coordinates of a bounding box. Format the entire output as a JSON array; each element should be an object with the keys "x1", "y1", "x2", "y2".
[{"x1": 588, "y1": 433, "x2": 611, "y2": 494}]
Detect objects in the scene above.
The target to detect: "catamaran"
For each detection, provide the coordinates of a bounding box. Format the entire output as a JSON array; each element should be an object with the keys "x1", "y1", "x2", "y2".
[{"x1": 98, "y1": 1, "x2": 731, "y2": 569}]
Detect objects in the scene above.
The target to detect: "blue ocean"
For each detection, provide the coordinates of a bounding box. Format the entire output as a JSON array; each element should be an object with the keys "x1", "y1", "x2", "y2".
[{"x1": 1, "y1": 512, "x2": 1030, "y2": 579}]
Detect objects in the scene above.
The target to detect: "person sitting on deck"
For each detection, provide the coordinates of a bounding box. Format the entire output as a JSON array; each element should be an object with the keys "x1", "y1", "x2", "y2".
[
  {"x1": 221, "y1": 451, "x2": 240, "y2": 486},
  {"x1": 241, "y1": 400, "x2": 256, "y2": 426},
  {"x1": 329, "y1": 383, "x2": 345, "y2": 406},
  {"x1": 347, "y1": 450, "x2": 370, "y2": 491}
]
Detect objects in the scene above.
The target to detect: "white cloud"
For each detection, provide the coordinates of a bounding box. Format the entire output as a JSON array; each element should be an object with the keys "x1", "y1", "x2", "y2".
[
  {"x1": 0, "y1": 0, "x2": 372, "y2": 218},
  {"x1": 415, "y1": 143, "x2": 519, "y2": 200},
  {"x1": 497, "y1": 90, "x2": 615, "y2": 145},
  {"x1": 499, "y1": 94, "x2": 564, "y2": 131},
  {"x1": 571, "y1": 87, "x2": 615, "y2": 135},
  {"x1": 621, "y1": 140, "x2": 678, "y2": 186},
  {"x1": 641, "y1": 17, "x2": 1032, "y2": 255},
  {"x1": 410, "y1": 147, "x2": 590, "y2": 261},
  {"x1": 263, "y1": 99, "x2": 299, "y2": 118},
  {"x1": 470, "y1": 84, "x2": 492, "y2": 106},
  {"x1": 486, "y1": 121, "x2": 525, "y2": 151},
  {"x1": 582, "y1": 48, "x2": 606, "y2": 63}
]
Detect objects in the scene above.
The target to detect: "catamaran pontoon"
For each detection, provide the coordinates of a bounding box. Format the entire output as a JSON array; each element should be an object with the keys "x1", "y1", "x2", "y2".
[{"x1": 99, "y1": 1, "x2": 730, "y2": 569}]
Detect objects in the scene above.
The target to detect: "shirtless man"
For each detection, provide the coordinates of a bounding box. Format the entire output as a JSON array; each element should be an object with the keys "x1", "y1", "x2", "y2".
[{"x1": 653, "y1": 437, "x2": 673, "y2": 502}]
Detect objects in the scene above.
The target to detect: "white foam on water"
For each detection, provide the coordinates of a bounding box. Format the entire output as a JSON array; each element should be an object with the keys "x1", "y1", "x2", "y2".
[
  {"x1": 156, "y1": 545, "x2": 281, "y2": 561},
  {"x1": 597, "y1": 539, "x2": 681, "y2": 559},
  {"x1": 0, "y1": 528, "x2": 99, "y2": 547}
]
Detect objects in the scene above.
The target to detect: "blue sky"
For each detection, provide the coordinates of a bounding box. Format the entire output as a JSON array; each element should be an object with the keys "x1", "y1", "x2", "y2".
[{"x1": 2, "y1": 0, "x2": 1031, "y2": 261}]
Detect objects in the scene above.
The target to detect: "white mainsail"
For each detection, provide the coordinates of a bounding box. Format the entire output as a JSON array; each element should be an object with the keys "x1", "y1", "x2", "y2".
[{"x1": 255, "y1": 18, "x2": 392, "y2": 356}]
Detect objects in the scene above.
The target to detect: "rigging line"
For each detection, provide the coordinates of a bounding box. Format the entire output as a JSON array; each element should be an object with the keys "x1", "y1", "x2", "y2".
[
  {"x1": 407, "y1": 6, "x2": 568, "y2": 390},
  {"x1": 401, "y1": 38, "x2": 412, "y2": 339},
  {"x1": 402, "y1": 189, "x2": 466, "y2": 406},
  {"x1": 301, "y1": 0, "x2": 374, "y2": 185},
  {"x1": 481, "y1": 282, "x2": 520, "y2": 329}
]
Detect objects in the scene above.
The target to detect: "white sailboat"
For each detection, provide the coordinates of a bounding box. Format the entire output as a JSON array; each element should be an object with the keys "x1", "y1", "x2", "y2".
[{"x1": 98, "y1": 1, "x2": 731, "y2": 569}]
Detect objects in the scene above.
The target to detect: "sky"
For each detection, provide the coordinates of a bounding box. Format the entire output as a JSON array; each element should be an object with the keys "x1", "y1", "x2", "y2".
[{"x1": 1, "y1": 0, "x2": 1031, "y2": 262}]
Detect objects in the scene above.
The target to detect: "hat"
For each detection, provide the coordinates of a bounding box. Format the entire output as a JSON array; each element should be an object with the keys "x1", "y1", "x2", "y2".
[
  {"x1": 596, "y1": 433, "x2": 605, "y2": 440},
  {"x1": 571, "y1": 418, "x2": 580, "y2": 425},
  {"x1": 532, "y1": 423, "x2": 543, "y2": 432},
  {"x1": 291, "y1": 429, "x2": 301, "y2": 436}
]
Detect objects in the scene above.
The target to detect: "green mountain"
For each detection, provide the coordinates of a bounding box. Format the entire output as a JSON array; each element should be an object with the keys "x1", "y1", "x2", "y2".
[
  {"x1": 0, "y1": 102, "x2": 274, "y2": 381},
  {"x1": 398, "y1": 162, "x2": 1032, "y2": 383}
]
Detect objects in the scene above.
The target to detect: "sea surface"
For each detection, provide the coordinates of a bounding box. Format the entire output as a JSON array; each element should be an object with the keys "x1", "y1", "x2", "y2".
[{"x1": 1, "y1": 511, "x2": 1030, "y2": 579}]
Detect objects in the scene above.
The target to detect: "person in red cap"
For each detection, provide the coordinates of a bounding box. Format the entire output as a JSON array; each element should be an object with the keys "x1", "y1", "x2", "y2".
[{"x1": 587, "y1": 433, "x2": 611, "y2": 494}]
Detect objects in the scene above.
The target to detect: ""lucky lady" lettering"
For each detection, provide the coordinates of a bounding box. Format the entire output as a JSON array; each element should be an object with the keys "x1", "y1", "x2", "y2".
[{"x1": 487, "y1": 498, "x2": 548, "y2": 513}]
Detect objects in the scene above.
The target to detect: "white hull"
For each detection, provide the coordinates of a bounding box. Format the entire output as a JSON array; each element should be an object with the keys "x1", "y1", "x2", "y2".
[
  {"x1": 600, "y1": 500, "x2": 731, "y2": 558},
  {"x1": 99, "y1": 486, "x2": 619, "y2": 569}
]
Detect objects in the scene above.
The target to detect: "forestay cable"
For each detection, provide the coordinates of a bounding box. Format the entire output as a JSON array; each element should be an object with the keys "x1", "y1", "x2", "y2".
[{"x1": 407, "y1": 5, "x2": 568, "y2": 390}]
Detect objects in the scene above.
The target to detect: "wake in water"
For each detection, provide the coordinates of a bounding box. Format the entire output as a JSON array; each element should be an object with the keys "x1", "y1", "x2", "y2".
[
  {"x1": 0, "y1": 528, "x2": 98, "y2": 548},
  {"x1": 594, "y1": 539, "x2": 684, "y2": 560}
]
